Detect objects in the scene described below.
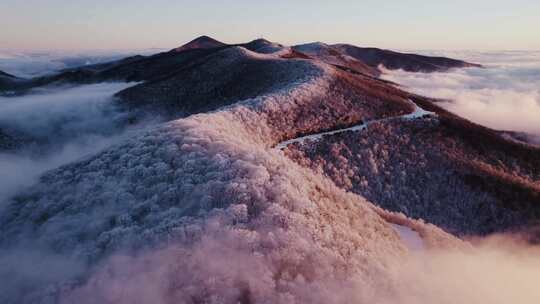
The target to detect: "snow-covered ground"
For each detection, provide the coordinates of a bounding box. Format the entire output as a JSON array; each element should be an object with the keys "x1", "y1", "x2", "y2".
[{"x1": 391, "y1": 224, "x2": 424, "y2": 251}]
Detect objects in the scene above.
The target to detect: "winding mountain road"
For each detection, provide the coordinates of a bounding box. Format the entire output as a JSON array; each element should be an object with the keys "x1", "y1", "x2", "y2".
[{"x1": 276, "y1": 99, "x2": 435, "y2": 149}]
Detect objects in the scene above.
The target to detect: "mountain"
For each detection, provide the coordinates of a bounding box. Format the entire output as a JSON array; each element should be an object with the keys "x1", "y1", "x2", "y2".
[
  {"x1": 0, "y1": 39, "x2": 464, "y2": 302},
  {"x1": 0, "y1": 37, "x2": 481, "y2": 95},
  {"x1": 293, "y1": 42, "x2": 381, "y2": 77},
  {"x1": 115, "y1": 46, "x2": 409, "y2": 118},
  {"x1": 334, "y1": 44, "x2": 482, "y2": 72},
  {"x1": 239, "y1": 38, "x2": 287, "y2": 54},
  {"x1": 282, "y1": 97, "x2": 540, "y2": 236},
  {"x1": 171, "y1": 35, "x2": 227, "y2": 52},
  {"x1": 0, "y1": 47, "x2": 225, "y2": 95},
  {"x1": 0, "y1": 36, "x2": 535, "y2": 303}
]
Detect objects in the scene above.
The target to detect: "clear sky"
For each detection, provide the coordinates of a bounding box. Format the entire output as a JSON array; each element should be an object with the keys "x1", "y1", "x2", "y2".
[{"x1": 1, "y1": 0, "x2": 539, "y2": 51}]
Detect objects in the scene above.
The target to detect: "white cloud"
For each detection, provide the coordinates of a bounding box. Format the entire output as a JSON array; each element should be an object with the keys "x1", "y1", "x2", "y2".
[
  {"x1": 0, "y1": 49, "x2": 163, "y2": 78},
  {"x1": 381, "y1": 51, "x2": 540, "y2": 140},
  {"x1": 0, "y1": 82, "x2": 157, "y2": 206}
]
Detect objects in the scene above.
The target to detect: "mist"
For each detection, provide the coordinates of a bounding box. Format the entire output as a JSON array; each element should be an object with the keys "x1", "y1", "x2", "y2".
[
  {"x1": 0, "y1": 81, "x2": 163, "y2": 302},
  {"x1": 0, "y1": 82, "x2": 157, "y2": 206},
  {"x1": 0, "y1": 49, "x2": 162, "y2": 78},
  {"x1": 60, "y1": 227, "x2": 540, "y2": 304},
  {"x1": 381, "y1": 51, "x2": 540, "y2": 143}
]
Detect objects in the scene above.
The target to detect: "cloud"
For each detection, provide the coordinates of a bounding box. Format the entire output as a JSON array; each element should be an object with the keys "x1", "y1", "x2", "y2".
[
  {"x1": 0, "y1": 82, "x2": 157, "y2": 206},
  {"x1": 0, "y1": 246, "x2": 86, "y2": 304},
  {"x1": 0, "y1": 83, "x2": 135, "y2": 140},
  {"x1": 381, "y1": 51, "x2": 540, "y2": 141},
  {"x1": 59, "y1": 230, "x2": 540, "y2": 304},
  {"x1": 0, "y1": 134, "x2": 127, "y2": 205},
  {"x1": 384, "y1": 235, "x2": 540, "y2": 304},
  {"x1": 0, "y1": 49, "x2": 163, "y2": 78},
  {"x1": 0, "y1": 82, "x2": 164, "y2": 302}
]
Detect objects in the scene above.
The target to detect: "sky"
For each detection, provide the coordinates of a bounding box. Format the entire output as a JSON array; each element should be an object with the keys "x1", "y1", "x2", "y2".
[{"x1": 1, "y1": 0, "x2": 539, "y2": 51}]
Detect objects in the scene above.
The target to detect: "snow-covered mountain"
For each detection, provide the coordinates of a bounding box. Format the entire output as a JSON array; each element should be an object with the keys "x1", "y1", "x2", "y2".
[{"x1": 0, "y1": 36, "x2": 538, "y2": 304}]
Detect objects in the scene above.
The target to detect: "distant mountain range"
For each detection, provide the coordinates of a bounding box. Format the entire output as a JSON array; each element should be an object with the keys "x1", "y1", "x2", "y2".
[{"x1": 0, "y1": 35, "x2": 480, "y2": 96}]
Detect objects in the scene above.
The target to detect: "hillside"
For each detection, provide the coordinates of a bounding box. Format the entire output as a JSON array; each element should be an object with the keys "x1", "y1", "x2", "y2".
[
  {"x1": 283, "y1": 97, "x2": 540, "y2": 236},
  {"x1": 293, "y1": 42, "x2": 381, "y2": 77},
  {"x1": 115, "y1": 46, "x2": 409, "y2": 120},
  {"x1": 334, "y1": 44, "x2": 482, "y2": 72}
]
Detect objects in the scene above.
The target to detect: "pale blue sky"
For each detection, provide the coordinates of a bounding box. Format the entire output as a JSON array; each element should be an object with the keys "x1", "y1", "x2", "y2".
[{"x1": 1, "y1": 0, "x2": 539, "y2": 51}]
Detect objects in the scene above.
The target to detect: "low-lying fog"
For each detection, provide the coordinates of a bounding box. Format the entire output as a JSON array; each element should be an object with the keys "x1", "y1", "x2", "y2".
[
  {"x1": 0, "y1": 49, "x2": 163, "y2": 78},
  {"x1": 0, "y1": 82, "x2": 157, "y2": 206},
  {"x1": 382, "y1": 51, "x2": 540, "y2": 144}
]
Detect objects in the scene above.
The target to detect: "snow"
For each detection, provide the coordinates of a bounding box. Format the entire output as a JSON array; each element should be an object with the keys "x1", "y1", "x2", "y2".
[
  {"x1": 293, "y1": 42, "x2": 332, "y2": 55},
  {"x1": 391, "y1": 224, "x2": 424, "y2": 251},
  {"x1": 275, "y1": 122, "x2": 369, "y2": 149},
  {"x1": 402, "y1": 100, "x2": 436, "y2": 120},
  {"x1": 276, "y1": 99, "x2": 436, "y2": 149}
]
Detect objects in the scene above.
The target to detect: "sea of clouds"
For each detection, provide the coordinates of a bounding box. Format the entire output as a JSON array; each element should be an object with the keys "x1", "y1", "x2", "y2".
[
  {"x1": 382, "y1": 50, "x2": 540, "y2": 144},
  {"x1": 0, "y1": 49, "x2": 163, "y2": 78},
  {"x1": 0, "y1": 82, "x2": 159, "y2": 207}
]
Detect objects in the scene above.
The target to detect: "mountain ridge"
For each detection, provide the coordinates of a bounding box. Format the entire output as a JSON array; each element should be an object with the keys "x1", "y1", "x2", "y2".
[
  {"x1": 0, "y1": 36, "x2": 481, "y2": 95},
  {"x1": 334, "y1": 44, "x2": 482, "y2": 72}
]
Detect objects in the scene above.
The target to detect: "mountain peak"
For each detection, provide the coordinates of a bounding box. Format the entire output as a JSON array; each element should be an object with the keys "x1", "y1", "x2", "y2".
[{"x1": 172, "y1": 35, "x2": 227, "y2": 52}]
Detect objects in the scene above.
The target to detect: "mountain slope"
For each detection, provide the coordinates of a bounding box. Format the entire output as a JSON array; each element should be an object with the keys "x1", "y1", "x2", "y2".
[
  {"x1": 283, "y1": 97, "x2": 540, "y2": 236},
  {"x1": 115, "y1": 46, "x2": 413, "y2": 121},
  {"x1": 334, "y1": 44, "x2": 481, "y2": 72},
  {"x1": 294, "y1": 42, "x2": 381, "y2": 77},
  {"x1": 239, "y1": 38, "x2": 287, "y2": 54}
]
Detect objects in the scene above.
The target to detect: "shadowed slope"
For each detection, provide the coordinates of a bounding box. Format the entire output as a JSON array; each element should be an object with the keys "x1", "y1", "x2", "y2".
[
  {"x1": 115, "y1": 46, "x2": 412, "y2": 122},
  {"x1": 334, "y1": 44, "x2": 481, "y2": 72},
  {"x1": 294, "y1": 42, "x2": 381, "y2": 77}
]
